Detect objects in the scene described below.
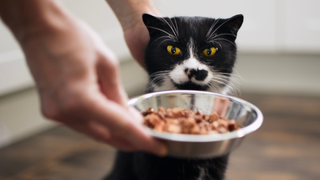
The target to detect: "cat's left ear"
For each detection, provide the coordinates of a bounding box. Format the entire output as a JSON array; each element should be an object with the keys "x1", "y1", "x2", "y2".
[{"x1": 223, "y1": 14, "x2": 244, "y2": 35}]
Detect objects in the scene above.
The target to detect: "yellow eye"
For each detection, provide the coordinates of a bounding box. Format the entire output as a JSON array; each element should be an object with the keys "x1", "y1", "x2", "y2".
[
  {"x1": 203, "y1": 47, "x2": 217, "y2": 57},
  {"x1": 167, "y1": 45, "x2": 181, "y2": 55}
]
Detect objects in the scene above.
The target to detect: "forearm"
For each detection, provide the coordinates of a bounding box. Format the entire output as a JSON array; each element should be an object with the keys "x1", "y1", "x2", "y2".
[
  {"x1": 106, "y1": 0, "x2": 160, "y2": 29},
  {"x1": 0, "y1": 0, "x2": 74, "y2": 43}
]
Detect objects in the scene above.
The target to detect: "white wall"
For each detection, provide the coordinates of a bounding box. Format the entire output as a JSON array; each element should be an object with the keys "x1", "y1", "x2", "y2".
[
  {"x1": 0, "y1": 0, "x2": 131, "y2": 97},
  {"x1": 153, "y1": 0, "x2": 320, "y2": 53}
]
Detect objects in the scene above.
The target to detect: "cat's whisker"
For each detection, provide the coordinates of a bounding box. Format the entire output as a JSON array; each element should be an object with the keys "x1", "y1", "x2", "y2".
[
  {"x1": 211, "y1": 38, "x2": 236, "y2": 47},
  {"x1": 149, "y1": 71, "x2": 170, "y2": 83},
  {"x1": 215, "y1": 73, "x2": 232, "y2": 80},
  {"x1": 149, "y1": 70, "x2": 170, "y2": 77},
  {"x1": 206, "y1": 19, "x2": 220, "y2": 39},
  {"x1": 211, "y1": 73, "x2": 241, "y2": 95},
  {"x1": 172, "y1": 17, "x2": 179, "y2": 37},
  {"x1": 210, "y1": 80, "x2": 237, "y2": 95},
  {"x1": 151, "y1": 36, "x2": 173, "y2": 46},
  {"x1": 220, "y1": 73, "x2": 244, "y2": 84},
  {"x1": 207, "y1": 17, "x2": 236, "y2": 39},
  {"x1": 219, "y1": 72, "x2": 238, "y2": 76},
  {"x1": 159, "y1": 18, "x2": 179, "y2": 40},
  {"x1": 229, "y1": 82, "x2": 241, "y2": 96},
  {"x1": 209, "y1": 78, "x2": 228, "y2": 88},
  {"x1": 229, "y1": 70, "x2": 246, "y2": 82},
  {"x1": 167, "y1": 17, "x2": 179, "y2": 38},
  {"x1": 157, "y1": 38, "x2": 175, "y2": 48},
  {"x1": 206, "y1": 82, "x2": 215, "y2": 92},
  {"x1": 223, "y1": 81, "x2": 240, "y2": 96},
  {"x1": 211, "y1": 73, "x2": 230, "y2": 83},
  {"x1": 207, "y1": 72, "x2": 242, "y2": 94},
  {"x1": 168, "y1": 19, "x2": 178, "y2": 38},
  {"x1": 208, "y1": 41, "x2": 222, "y2": 50},
  {"x1": 207, "y1": 82, "x2": 221, "y2": 93},
  {"x1": 211, "y1": 79, "x2": 230, "y2": 88},
  {"x1": 146, "y1": 26, "x2": 177, "y2": 40},
  {"x1": 209, "y1": 83, "x2": 219, "y2": 92},
  {"x1": 149, "y1": 75, "x2": 168, "y2": 82},
  {"x1": 207, "y1": 33, "x2": 236, "y2": 42}
]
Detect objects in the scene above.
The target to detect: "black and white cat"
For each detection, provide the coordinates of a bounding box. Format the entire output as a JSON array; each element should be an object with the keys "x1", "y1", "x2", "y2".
[
  {"x1": 144, "y1": 14, "x2": 243, "y2": 95},
  {"x1": 105, "y1": 13, "x2": 243, "y2": 180}
]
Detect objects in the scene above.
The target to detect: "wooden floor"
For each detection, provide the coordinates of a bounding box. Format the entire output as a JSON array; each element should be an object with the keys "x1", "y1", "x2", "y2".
[{"x1": 0, "y1": 93, "x2": 320, "y2": 180}]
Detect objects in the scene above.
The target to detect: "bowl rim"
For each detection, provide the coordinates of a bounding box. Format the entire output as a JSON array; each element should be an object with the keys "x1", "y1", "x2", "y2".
[{"x1": 128, "y1": 90, "x2": 264, "y2": 142}]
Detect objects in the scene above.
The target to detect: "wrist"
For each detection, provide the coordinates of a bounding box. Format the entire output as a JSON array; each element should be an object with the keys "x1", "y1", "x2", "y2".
[{"x1": 107, "y1": 0, "x2": 161, "y2": 30}]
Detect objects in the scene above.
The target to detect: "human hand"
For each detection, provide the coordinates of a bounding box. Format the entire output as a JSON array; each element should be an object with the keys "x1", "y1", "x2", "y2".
[
  {"x1": 17, "y1": 14, "x2": 166, "y2": 156},
  {"x1": 122, "y1": 20, "x2": 151, "y2": 68},
  {"x1": 107, "y1": 0, "x2": 161, "y2": 68}
]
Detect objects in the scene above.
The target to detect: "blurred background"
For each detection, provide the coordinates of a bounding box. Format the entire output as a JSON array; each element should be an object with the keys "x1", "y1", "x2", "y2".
[{"x1": 0, "y1": 0, "x2": 319, "y2": 180}]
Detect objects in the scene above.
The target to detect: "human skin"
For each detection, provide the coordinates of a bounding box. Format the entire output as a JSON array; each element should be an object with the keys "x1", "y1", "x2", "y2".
[
  {"x1": 107, "y1": 0, "x2": 161, "y2": 68},
  {"x1": 0, "y1": 0, "x2": 166, "y2": 156}
]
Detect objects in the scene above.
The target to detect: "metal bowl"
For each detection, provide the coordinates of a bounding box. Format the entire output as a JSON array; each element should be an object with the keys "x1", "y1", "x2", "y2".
[{"x1": 128, "y1": 90, "x2": 263, "y2": 158}]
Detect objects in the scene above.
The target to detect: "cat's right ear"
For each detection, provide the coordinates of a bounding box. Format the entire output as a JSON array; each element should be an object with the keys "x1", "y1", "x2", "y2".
[
  {"x1": 142, "y1": 13, "x2": 165, "y2": 36},
  {"x1": 142, "y1": 13, "x2": 161, "y2": 27}
]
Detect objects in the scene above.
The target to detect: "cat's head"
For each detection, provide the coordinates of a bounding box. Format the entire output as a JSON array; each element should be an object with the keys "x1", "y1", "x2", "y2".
[{"x1": 143, "y1": 14, "x2": 243, "y2": 94}]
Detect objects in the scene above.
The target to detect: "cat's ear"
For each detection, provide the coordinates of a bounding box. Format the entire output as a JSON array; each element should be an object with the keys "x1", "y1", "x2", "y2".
[
  {"x1": 142, "y1": 13, "x2": 166, "y2": 36},
  {"x1": 142, "y1": 13, "x2": 161, "y2": 27},
  {"x1": 222, "y1": 14, "x2": 244, "y2": 35}
]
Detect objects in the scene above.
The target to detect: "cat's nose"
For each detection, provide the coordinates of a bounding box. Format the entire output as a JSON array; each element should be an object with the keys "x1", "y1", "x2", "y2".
[{"x1": 184, "y1": 68, "x2": 208, "y2": 81}]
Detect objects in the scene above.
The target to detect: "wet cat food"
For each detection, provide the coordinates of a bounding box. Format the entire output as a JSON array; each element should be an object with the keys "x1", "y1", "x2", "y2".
[{"x1": 142, "y1": 107, "x2": 240, "y2": 134}]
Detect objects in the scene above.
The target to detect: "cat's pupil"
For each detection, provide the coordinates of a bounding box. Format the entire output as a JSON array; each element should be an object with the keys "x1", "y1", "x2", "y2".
[
  {"x1": 171, "y1": 47, "x2": 176, "y2": 54},
  {"x1": 206, "y1": 48, "x2": 211, "y2": 55}
]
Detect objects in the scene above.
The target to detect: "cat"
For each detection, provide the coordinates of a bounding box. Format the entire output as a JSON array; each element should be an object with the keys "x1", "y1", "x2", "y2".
[
  {"x1": 144, "y1": 14, "x2": 243, "y2": 94},
  {"x1": 105, "y1": 13, "x2": 243, "y2": 180}
]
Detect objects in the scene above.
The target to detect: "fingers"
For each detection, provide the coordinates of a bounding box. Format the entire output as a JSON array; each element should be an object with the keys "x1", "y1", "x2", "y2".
[
  {"x1": 32, "y1": 19, "x2": 165, "y2": 156},
  {"x1": 80, "y1": 21, "x2": 167, "y2": 155},
  {"x1": 77, "y1": 20, "x2": 128, "y2": 106},
  {"x1": 75, "y1": 93, "x2": 167, "y2": 156},
  {"x1": 63, "y1": 118, "x2": 136, "y2": 152},
  {"x1": 46, "y1": 86, "x2": 167, "y2": 156},
  {"x1": 96, "y1": 50, "x2": 128, "y2": 107}
]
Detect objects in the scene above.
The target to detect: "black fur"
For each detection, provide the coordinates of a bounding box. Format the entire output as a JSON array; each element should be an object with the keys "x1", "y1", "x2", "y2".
[
  {"x1": 104, "y1": 14, "x2": 243, "y2": 180},
  {"x1": 106, "y1": 151, "x2": 229, "y2": 180},
  {"x1": 143, "y1": 14, "x2": 243, "y2": 92}
]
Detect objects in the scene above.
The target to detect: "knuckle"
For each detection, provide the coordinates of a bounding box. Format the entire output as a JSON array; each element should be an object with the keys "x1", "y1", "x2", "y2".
[
  {"x1": 40, "y1": 99, "x2": 63, "y2": 121},
  {"x1": 61, "y1": 94, "x2": 84, "y2": 114},
  {"x1": 107, "y1": 61, "x2": 119, "y2": 76},
  {"x1": 100, "y1": 53, "x2": 120, "y2": 72},
  {"x1": 40, "y1": 89, "x2": 87, "y2": 120},
  {"x1": 61, "y1": 90, "x2": 98, "y2": 115},
  {"x1": 41, "y1": 105, "x2": 59, "y2": 120}
]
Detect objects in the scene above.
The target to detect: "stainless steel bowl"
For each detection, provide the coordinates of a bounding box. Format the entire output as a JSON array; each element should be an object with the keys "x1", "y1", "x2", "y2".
[{"x1": 128, "y1": 90, "x2": 263, "y2": 158}]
